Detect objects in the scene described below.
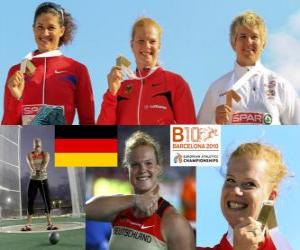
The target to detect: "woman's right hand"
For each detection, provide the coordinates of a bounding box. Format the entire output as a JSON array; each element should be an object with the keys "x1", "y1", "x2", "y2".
[
  {"x1": 233, "y1": 217, "x2": 264, "y2": 250},
  {"x1": 7, "y1": 71, "x2": 25, "y2": 100},
  {"x1": 215, "y1": 104, "x2": 232, "y2": 124},
  {"x1": 107, "y1": 66, "x2": 123, "y2": 96},
  {"x1": 134, "y1": 185, "x2": 160, "y2": 216}
]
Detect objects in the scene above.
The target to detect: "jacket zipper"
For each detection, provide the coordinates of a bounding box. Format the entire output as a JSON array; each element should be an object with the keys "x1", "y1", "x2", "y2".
[
  {"x1": 137, "y1": 78, "x2": 144, "y2": 125},
  {"x1": 42, "y1": 57, "x2": 47, "y2": 104}
]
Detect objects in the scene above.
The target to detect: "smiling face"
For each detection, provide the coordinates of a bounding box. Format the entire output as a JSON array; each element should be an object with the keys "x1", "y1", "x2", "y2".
[
  {"x1": 232, "y1": 25, "x2": 264, "y2": 66},
  {"x1": 33, "y1": 13, "x2": 65, "y2": 53},
  {"x1": 221, "y1": 156, "x2": 274, "y2": 228},
  {"x1": 131, "y1": 25, "x2": 160, "y2": 70},
  {"x1": 127, "y1": 145, "x2": 161, "y2": 194}
]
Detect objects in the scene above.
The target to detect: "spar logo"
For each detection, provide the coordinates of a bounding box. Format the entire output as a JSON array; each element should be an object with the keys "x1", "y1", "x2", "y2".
[
  {"x1": 232, "y1": 112, "x2": 272, "y2": 124},
  {"x1": 263, "y1": 114, "x2": 272, "y2": 125},
  {"x1": 22, "y1": 105, "x2": 42, "y2": 115}
]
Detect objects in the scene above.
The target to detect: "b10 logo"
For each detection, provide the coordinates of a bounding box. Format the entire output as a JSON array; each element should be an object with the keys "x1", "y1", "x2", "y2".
[{"x1": 172, "y1": 126, "x2": 219, "y2": 142}]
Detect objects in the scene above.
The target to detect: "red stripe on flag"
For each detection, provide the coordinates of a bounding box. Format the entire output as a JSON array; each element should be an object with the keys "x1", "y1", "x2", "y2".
[{"x1": 55, "y1": 139, "x2": 117, "y2": 153}]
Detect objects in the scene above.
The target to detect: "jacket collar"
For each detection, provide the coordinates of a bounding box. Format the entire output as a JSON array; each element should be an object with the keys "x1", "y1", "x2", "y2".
[
  {"x1": 226, "y1": 225, "x2": 234, "y2": 246},
  {"x1": 130, "y1": 66, "x2": 161, "y2": 80},
  {"x1": 233, "y1": 60, "x2": 263, "y2": 82},
  {"x1": 24, "y1": 49, "x2": 63, "y2": 60}
]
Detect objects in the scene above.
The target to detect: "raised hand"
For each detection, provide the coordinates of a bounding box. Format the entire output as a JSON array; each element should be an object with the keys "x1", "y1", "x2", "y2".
[
  {"x1": 7, "y1": 71, "x2": 25, "y2": 100},
  {"x1": 134, "y1": 185, "x2": 160, "y2": 216},
  {"x1": 107, "y1": 66, "x2": 124, "y2": 95},
  {"x1": 233, "y1": 217, "x2": 264, "y2": 250}
]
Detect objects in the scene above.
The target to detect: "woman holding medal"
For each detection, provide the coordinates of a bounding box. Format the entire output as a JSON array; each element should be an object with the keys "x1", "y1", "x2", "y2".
[
  {"x1": 197, "y1": 11, "x2": 300, "y2": 125},
  {"x1": 97, "y1": 17, "x2": 196, "y2": 125},
  {"x1": 2, "y1": 2, "x2": 95, "y2": 125},
  {"x1": 197, "y1": 142, "x2": 292, "y2": 250},
  {"x1": 86, "y1": 131, "x2": 195, "y2": 250}
]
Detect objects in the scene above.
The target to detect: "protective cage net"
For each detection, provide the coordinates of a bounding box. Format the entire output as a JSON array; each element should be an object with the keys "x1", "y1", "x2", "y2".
[
  {"x1": 0, "y1": 126, "x2": 21, "y2": 219},
  {"x1": 68, "y1": 167, "x2": 85, "y2": 217}
]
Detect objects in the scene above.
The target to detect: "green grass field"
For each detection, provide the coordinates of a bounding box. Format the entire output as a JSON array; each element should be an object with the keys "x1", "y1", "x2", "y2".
[{"x1": 0, "y1": 216, "x2": 84, "y2": 250}]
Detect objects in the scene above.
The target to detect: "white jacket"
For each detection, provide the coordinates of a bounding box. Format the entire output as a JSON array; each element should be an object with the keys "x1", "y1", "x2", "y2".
[{"x1": 197, "y1": 62, "x2": 300, "y2": 124}]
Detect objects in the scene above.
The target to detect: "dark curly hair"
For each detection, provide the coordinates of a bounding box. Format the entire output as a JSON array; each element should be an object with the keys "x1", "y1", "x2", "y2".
[{"x1": 33, "y1": 2, "x2": 77, "y2": 46}]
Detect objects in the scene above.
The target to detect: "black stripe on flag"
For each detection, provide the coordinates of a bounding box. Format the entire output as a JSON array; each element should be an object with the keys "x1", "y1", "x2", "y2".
[{"x1": 55, "y1": 125, "x2": 117, "y2": 139}]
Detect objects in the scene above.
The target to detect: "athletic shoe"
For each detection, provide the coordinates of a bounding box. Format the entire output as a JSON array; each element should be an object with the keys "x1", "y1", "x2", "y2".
[
  {"x1": 47, "y1": 224, "x2": 58, "y2": 230},
  {"x1": 21, "y1": 225, "x2": 32, "y2": 231}
]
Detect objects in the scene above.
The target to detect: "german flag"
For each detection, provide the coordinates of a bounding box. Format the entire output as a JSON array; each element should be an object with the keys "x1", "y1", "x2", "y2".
[{"x1": 55, "y1": 126, "x2": 117, "y2": 167}]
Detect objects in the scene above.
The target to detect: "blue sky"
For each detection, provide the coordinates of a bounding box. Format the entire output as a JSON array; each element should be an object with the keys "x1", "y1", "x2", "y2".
[
  {"x1": 197, "y1": 126, "x2": 300, "y2": 248},
  {"x1": 1, "y1": 0, "x2": 300, "y2": 122}
]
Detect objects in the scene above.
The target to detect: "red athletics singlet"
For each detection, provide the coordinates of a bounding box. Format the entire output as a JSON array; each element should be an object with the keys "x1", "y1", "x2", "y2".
[{"x1": 109, "y1": 197, "x2": 171, "y2": 250}]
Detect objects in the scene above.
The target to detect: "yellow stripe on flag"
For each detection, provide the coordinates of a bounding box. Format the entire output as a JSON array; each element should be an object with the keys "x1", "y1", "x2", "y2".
[{"x1": 55, "y1": 153, "x2": 117, "y2": 167}]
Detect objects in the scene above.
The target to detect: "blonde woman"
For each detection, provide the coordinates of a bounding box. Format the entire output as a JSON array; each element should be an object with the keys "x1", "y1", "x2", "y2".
[
  {"x1": 97, "y1": 17, "x2": 196, "y2": 125},
  {"x1": 198, "y1": 143, "x2": 291, "y2": 249},
  {"x1": 87, "y1": 131, "x2": 195, "y2": 250},
  {"x1": 198, "y1": 11, "x2": 300, "y2": 125}
]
